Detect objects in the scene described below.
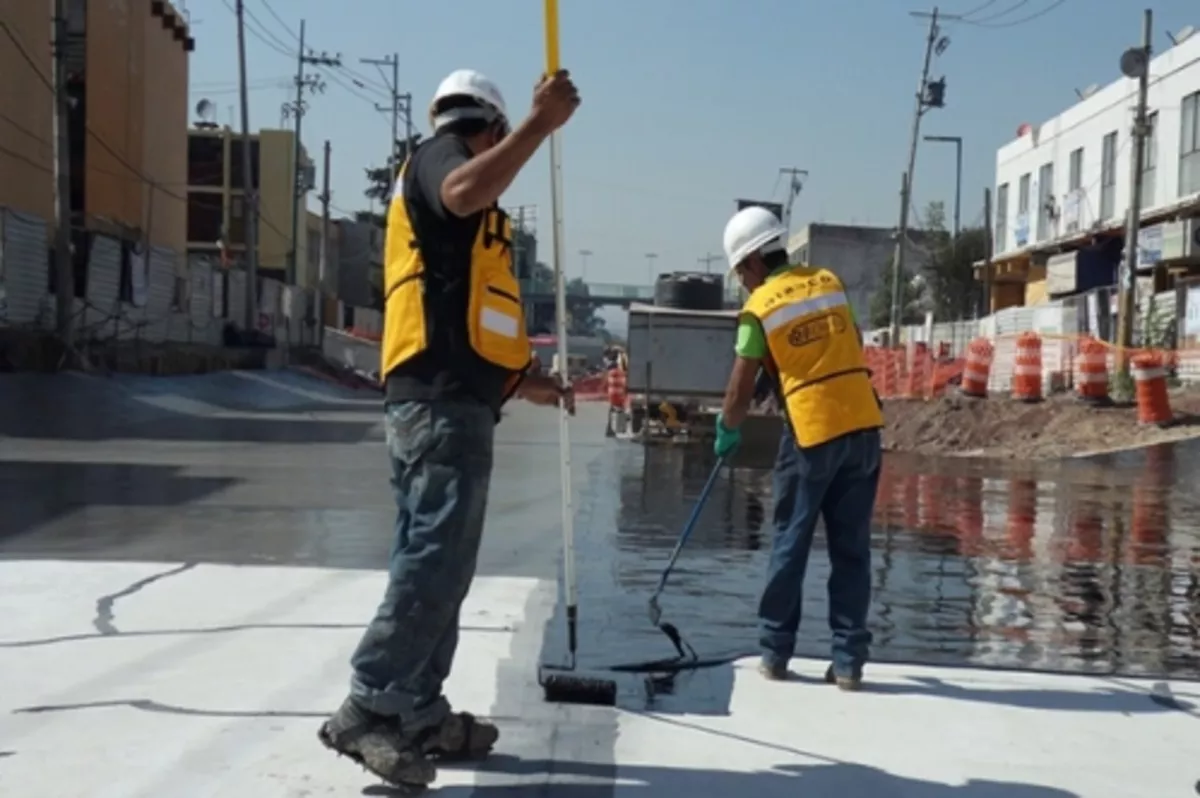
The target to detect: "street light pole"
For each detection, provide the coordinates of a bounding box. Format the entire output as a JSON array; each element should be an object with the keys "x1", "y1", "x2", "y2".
[
  {"x1": 578, "y1": 248, "x2": 592, "y2": 281},
  {"x1": 644, "y1": 252, "x2": 658, "y2": 286},
  {"x1": 924, "y1": 134, "x2": 963, "y2": 272},
  {"x1": 924, "y1": 134, "x2": 962, "y2": 239}
]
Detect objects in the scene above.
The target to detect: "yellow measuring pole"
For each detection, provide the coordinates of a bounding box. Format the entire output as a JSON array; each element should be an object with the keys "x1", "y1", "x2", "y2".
[{"x1": 543, "y1": 0, "x2": 560, "y2": 73}]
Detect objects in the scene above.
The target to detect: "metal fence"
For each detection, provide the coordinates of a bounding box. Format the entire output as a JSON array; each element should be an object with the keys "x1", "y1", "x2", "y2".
[{"x1": 0, "y1": 206, "x2": 390, "y2": 351}]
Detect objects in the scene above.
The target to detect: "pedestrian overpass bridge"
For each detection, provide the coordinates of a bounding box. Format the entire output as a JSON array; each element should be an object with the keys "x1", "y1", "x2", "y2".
[
  {"x1": 521, "y1": 280, "x2": 654, "y2": 306},
  {"x1": 521, "y1": 279, "x2": 741, "y2": 307}
]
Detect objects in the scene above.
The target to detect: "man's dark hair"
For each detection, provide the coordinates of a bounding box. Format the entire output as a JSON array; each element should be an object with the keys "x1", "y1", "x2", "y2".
[
  {"x1": 434, "y1": 95, "x2": 492, "y2": 138},
  {"x1": 762, "y1": 247, "x2": 789, "y2": 271}
]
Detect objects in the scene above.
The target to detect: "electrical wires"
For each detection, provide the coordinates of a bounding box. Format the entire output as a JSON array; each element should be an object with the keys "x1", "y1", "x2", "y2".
[{"x1": 956, "y1": 0, "x2": 1067, "y2": 29}]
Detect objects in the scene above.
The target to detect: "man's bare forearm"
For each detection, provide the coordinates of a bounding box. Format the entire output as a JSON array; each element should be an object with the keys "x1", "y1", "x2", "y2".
[{"x1": 441, "y1": 119, "x2": 549, "y2": 217}]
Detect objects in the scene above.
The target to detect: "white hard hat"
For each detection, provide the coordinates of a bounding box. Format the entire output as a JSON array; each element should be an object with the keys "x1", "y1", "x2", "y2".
[
  {"x1": 723, "y1": 206, "x2": 786, "y2": 273},
  {"x1": 429, "y1": 69, "x2": 508, "y2": 132}
]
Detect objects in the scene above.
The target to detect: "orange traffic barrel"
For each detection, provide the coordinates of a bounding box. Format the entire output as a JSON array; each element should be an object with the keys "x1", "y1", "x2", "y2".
[
  {"x1": 961, "y1": 338, "x2": 993, "y2": 398},
  {"x1": 1011, "y1": 332, "x2": 1043, "y2": 402},
  {"x1": 1132, "y1": 351, "x2": 1173, "y2": 426}
]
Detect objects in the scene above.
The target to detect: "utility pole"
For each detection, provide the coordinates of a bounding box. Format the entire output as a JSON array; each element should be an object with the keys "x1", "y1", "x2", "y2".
[
  {"x1": 51, "y1": 0, "x2": 73, "y2": 344},
  {"x1": 361, "y1": 54, "x2": 411, "y2": 196},
  {"x1": 778, "y1": 167, "x2": 808, "y2": 237},
  {"x1": 287, "y1": 19, "x2": 339, "y2": 286},
  {"x1": 235, "y1": 0, "x2": 258, "y2": 332},
  {"x1": 1116, "y1": 8, "x2": 1153, "y2": 371},
  {"x1": 891, "y1": 7, "x2": 957, "y2": 342},
  {"x1": 981, "y1": 187, "x2": 992, "y2": 318},
  {"x1": 698, "y1": 253, "x2": 721, "y2": 273},
  {"x1": 318, "y1": 139, "x2": 331, "y2": 342}
]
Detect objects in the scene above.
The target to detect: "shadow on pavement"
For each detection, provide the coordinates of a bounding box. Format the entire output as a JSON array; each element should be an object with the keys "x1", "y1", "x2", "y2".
[
  {"x1": 0, "y1": 461, "x2": 240, "y2": 542},
  {"x1": 417, "y1": 755, "x2": 1082, "y2": 796},
  {"x1": 0, "y1": 372, "x2": 379, "y2": 443}
]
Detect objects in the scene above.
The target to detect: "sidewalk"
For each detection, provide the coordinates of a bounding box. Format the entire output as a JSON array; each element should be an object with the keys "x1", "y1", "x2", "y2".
[{"x1": 0, "y1": 557, "x2": 1194, "y2": 796}]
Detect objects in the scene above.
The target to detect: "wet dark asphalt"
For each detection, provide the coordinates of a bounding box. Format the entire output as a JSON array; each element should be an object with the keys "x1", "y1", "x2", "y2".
[
  {"x1": 0, "y1": 371, "x2": 604, "y2": 578},
  {"x1": 3, "y1": 369, "x2": 1196, "y2": 695},
  {"x1": 558, "y1": 437, "x2": 1200, "y2": 684}
]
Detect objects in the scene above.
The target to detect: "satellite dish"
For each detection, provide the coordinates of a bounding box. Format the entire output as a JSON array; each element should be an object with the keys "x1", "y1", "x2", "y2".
[
  {"x1": 1081, "y1": 83, "x2": 1100, "y2": 99},
  {"x1": 195, "y1": 98, "x2": 215, "y2": 122},
  {"x1": 1170, "y1": 25, "x2": 1194, "y2": 45},
  {"x1": 1120, "y1": 47, "x2": 1149, "y2": 79}
]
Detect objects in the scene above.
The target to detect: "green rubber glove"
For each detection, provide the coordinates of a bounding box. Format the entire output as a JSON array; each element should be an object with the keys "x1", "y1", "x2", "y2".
[{"x1": 714, "y1": 412, "x2": 742, "y2": 458}]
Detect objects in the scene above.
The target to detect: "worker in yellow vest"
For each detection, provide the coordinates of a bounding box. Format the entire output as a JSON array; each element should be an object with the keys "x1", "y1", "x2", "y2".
[
  {"x1": 319, "y1": 67, "x2": 580, "y2": 790},
  {"x1": 715, "y1": 205, "x2": 883, "y2": 692}
]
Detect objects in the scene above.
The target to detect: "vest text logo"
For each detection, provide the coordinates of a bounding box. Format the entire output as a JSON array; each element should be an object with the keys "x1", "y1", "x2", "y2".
[{"x1": 786, "y1": 312, "x2": 845, "y2": 347}]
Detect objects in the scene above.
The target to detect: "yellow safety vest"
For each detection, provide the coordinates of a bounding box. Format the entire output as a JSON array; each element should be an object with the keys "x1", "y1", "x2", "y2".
[
  {"x1": 380, "y1": 158, "x2": 531, "y2": 388},
  {"x1": 741, "y1": 266, "x2": 883, "y2": 448}
]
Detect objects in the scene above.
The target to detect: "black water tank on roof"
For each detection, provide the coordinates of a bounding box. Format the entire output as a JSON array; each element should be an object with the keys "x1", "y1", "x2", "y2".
[{"x1": 654, "y1": 271, "x2": 724, "y2": 311}]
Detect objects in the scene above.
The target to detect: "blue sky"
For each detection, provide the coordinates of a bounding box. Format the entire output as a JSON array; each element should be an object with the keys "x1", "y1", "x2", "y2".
[{"x1": 185, "y1": 0, "x2": 1198, "y2": 293}]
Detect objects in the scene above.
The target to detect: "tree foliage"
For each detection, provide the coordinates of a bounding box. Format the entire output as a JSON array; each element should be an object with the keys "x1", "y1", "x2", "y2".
[
  {"x1": 364, "y1": 135, "x2": 424, "y2": 206},
  {"x1": 868, "y1": 200, "x2": 985, "y2": 329},
  {"x1": 869, "y1": 266, "x2": 925, "y2": 329},
  {"x1": 921, "y1": 201, "x2": 986, "y2": 321}
]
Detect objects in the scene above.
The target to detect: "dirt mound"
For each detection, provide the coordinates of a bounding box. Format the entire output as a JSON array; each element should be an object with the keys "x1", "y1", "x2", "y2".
[{"x1": 883, "y1": 390, "x2": 1200, "y2": 459}]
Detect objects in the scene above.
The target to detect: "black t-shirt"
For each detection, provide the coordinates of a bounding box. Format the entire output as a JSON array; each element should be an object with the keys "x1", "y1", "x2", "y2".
[{"x1": 383, "y1": 132, "x2": 513, "y2": 414}]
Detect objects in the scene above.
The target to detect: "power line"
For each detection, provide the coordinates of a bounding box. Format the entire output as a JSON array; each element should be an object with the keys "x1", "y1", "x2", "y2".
[
  {"x1": 958, "y1": 0, "x2": 999, "y2": 18},
  {"x1": 959, "y1": 0, "x2": 1066, "y2": 28},
  {"x1": 963, "y1": 0, "x2": 1030, "y2": 24}
]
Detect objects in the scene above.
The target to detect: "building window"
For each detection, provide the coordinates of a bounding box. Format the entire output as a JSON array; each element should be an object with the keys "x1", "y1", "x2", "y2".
[
  {"x1": 1100, "y1": 130, "x2": 1117, "y2": 219},
  {"x1": 187, "y1": 191, "x2": 223, "y2": 245},
  {"x1": 1068, "y1": 148, "x2": 1083, "y2": 191},
  {"x1": 1036, "y1": 162, "x2": 1054, "y2": 242},
  {"x1": 1141, "y1": 111, "x2": 1158, "y2": 207},
  {"x1": 1180, "y1": 91, "x2": 1200, "y2": 196},
  {"x1": 995, "y1": 182, "x2": 1008, "y2": 253},
  {"x1": 187, "y1": 136, "x2": 224, "y2": 187},
  {"x1": 1018, "y1": 173, "x2": 1030, "y2": 214},
  {"x1": 229, "y1": 139, "x2": 261, "y2": 191}
]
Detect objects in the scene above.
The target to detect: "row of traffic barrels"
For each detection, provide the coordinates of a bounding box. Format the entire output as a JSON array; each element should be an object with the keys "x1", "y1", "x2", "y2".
[{"x1": 960, "y1": 333, "x2": 1173, "y2": 425}]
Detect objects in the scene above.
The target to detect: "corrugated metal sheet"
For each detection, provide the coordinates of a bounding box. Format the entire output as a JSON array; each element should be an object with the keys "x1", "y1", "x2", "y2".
[
  {"x1": 85, "y1": 234, "x2": 122, "y2": 336},
  {"x1": 145, "y1": 246, "x2": 177, "y2": 342},
  {"x1": 1, "y1": 209, "x2": 51, "y2": 327}
]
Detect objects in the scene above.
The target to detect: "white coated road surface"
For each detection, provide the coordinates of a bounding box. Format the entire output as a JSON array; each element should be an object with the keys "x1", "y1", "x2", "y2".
[{"x1": 1, "y1": 560, "x2": 1196, "y2": 797}]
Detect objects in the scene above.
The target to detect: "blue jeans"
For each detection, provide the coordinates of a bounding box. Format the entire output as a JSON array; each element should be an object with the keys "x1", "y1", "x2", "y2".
[
  {"x1": 758, "y1": 427, "x2": 881, "y2": 677},
  {"x1": 349, "y1": 399, "x2": 495, "y2": 730}
]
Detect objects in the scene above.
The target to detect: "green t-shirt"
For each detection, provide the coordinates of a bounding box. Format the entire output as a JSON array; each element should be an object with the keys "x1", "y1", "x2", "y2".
[{"x1": 734, "y1": 266, "x2": 856, "y2": 359}]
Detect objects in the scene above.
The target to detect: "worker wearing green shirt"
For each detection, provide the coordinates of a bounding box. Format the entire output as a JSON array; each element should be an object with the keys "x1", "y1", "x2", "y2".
[{"x1": 715, "y1": 205, "x2": 884, "y2": 692}]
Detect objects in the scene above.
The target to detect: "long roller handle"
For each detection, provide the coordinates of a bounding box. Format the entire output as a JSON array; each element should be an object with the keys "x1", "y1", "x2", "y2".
[
  {"x1": 652, "y1": 458, "x2": 725, "y2": 598},
  {"x1": 543, "y1": 0, "x2": 577, "y2": 634}
]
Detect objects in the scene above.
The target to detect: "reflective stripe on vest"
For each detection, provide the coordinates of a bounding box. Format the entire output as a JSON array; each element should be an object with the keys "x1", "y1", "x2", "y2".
[
  {"x1": 380, "y1": 154, "x2": 531, "y2": 391},
  {"x1": 742, "y1": 267, "x2": 883, "y2": 448}
]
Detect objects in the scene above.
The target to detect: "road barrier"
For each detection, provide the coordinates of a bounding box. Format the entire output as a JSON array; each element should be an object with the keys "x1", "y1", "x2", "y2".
[{"x1": 866, "y1": 331, "x2": 1188, "y2": 402}]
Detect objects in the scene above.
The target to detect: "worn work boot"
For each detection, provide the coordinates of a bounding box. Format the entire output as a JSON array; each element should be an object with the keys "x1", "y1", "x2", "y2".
[
  {"x1": 824, "y1": 664, "x2": 863, "y2": 692},
  {"x1": 318, "y1": 697, "x2": 436, "y2": 791},
  {"x1": 758, "y1": 659, "x2": 788, "y2": 681},
  {"x1": 418, "y1": 711, "x2": 500, "y2": 761}
]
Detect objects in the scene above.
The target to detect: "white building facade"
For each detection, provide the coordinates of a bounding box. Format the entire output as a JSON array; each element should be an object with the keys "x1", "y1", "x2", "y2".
[{"x1": 987, "y1": 29, "x2": 1200, "y2": 310}]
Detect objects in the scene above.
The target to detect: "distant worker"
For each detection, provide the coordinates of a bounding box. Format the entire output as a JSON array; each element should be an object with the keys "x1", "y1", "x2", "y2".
[
  {"x1": 318, "y1": 67, "x2": 581, "y2": 790},
  {"x1": 713, "y1": 206, "x2": 883, "y2": 691},
  {"x1": 604, "y1": 350, "x2": 628, "y2": 437}
]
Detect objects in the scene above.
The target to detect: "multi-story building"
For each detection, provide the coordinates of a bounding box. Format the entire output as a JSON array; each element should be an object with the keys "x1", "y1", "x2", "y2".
[
  {"x1": 983, "y1": 28, "x2": 1200, "y2": 311},
  {"x1": 787, "y1": 222, "x2": 936, "y2": 326},
  {"x1": 334, "y1": 216, "x2": 382, "y2": 312},
  {"x1": 184, "y1": 126, "x2": 313, "y2": 283},
  {"x1": 0, "y1": 0, "x2": 191, "y2": 264}
]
